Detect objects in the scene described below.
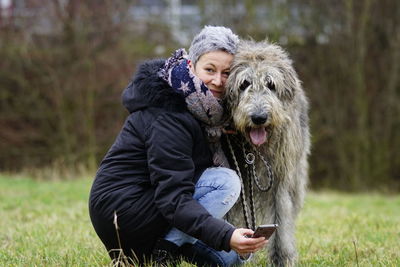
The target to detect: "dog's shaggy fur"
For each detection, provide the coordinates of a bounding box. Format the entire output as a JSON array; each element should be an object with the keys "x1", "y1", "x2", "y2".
[{"x1": 225, "y1": 40, "x2": 310, "y2": 266}]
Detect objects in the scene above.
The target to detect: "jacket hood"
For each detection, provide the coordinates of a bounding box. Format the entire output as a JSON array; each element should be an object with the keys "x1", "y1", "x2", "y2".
[{"x1": 122, "y1": 59, "x2": 187, "y2": 113}]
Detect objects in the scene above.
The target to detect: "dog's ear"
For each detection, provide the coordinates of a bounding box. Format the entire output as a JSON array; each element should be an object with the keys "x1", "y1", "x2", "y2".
[
  {"x1": 225, "y1": 81, "x2": 240, "y2": 111},
  {"x1": 277, "y1": 60, "x2": 300, "y2": 102},
  {"x1": 259, "y1": 42, "x2": 300, "y2": 102}
]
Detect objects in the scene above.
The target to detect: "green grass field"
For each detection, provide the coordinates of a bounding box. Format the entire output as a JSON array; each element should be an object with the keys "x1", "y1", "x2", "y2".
[{"x1": 0, "y1": 175, "x2": 399, "y2": 266}]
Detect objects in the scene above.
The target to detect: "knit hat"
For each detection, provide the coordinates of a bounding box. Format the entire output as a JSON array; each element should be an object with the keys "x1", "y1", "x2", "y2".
[{"x1": 188, "y1": 26, "x2": 239, "y2": 65}]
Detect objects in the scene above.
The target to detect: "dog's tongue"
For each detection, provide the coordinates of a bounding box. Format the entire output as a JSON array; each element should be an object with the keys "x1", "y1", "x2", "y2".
[{"x1": 250, "y1": 128, "x2": 267, "y2": 145}]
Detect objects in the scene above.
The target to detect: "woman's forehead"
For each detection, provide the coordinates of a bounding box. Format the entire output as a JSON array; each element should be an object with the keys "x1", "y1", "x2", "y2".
[{"x1": 197, "y1": 51, "x2": 233, "y2": 68}]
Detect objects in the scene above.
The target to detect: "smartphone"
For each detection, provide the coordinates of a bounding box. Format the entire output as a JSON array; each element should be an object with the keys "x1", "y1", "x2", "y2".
[{"x1": 252, "y1": 224, "x2": 278, "y2": 239}]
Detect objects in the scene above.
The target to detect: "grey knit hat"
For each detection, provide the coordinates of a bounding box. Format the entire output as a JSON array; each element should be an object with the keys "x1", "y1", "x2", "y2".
[{"x1": 188, "y1": 25, "x2": 239, "y2": 65}]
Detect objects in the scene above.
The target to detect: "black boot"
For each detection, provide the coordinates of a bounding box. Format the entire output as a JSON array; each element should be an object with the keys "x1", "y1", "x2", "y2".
[
  {"x1": 179, "y1": 242, "x2": 217, "y2": 267},
  {"x1": 151, "y1": 239, "x2": 180, "y2": 266}
]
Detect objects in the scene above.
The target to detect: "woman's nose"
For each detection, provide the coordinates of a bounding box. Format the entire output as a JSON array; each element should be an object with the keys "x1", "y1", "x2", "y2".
[{"x1": 212, "y1": 74, "x2": 223, "y2": 86}]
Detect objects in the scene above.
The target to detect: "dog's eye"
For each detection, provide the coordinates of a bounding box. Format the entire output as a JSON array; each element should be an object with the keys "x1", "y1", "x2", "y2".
[
  {"x1": 240, "y1": 80, "x2": 251, "y2": 91},
  {"x1": 267, "y1": 81, "x2": 275, "y2": 91},
  {"x1": 266, "y1": 77, "x2": 275, "y2": 91}
]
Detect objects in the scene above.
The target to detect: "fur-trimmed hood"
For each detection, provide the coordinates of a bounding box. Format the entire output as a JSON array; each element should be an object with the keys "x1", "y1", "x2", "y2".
[{"x1": 122, "y1": 59, "x2": 187, "y2": 113}]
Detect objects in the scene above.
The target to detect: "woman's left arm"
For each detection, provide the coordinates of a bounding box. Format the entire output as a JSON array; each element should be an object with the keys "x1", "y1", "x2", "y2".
[{"x1": 145, "y1": 112, "x2": 235, "y2": 251}]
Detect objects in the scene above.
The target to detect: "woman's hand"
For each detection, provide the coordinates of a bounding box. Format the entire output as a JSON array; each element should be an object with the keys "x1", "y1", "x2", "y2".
[{"x1": 230, "y1": 228, "x2": 268, "y2": 254}]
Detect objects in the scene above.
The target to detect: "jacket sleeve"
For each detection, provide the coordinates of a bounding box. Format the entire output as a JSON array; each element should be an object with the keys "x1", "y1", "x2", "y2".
[{"x1": 145, "y1": 113, "x2": 234, "y2": 251}]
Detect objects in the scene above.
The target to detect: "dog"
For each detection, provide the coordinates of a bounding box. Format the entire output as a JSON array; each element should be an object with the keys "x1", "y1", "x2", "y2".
[{"x1": 224, "y1": 40, "x2": 310, "y2": 266}]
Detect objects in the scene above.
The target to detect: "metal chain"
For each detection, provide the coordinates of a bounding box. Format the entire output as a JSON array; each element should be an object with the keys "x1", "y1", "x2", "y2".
[
  {"x1": 258, "y1": 149, "x2": 274, "y2": 190},
  {"x1": 226, "y1": 134, "x2": 275, "y2": 230},
  {"x1": 226, "y1": 135, "x2": 253, "y2": 230},
  {"x1": 247, "y1": 164, "x2": 256, "y2": 230},
  {"x1": 246, "y1": 145, "x2": 274, "y2": 192}
]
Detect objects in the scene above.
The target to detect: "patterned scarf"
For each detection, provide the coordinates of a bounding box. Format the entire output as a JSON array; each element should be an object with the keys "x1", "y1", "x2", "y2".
[{"x1": 159, "y1": 48, "x2": 229, "y2": 167}]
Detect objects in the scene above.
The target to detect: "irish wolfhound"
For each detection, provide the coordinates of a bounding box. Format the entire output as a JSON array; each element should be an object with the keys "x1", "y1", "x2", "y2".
[{"x1": 224, "y1": 40, "x2": 310, "y2": 266}]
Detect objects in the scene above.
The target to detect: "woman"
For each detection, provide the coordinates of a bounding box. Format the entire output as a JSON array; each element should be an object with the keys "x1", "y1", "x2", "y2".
[{"x1": 89, "y1": 26, "x2": 266, "y2": 267}]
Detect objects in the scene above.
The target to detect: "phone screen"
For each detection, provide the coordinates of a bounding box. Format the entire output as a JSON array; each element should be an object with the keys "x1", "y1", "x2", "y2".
[{"x1": 252, "y1": 224, "x2": 278, "y2": 239}]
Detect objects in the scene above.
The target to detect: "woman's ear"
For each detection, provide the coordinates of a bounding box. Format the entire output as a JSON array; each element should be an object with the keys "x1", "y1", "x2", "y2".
[{"x1": 188, "y1": 60, "x2": 195, "y2": 72}]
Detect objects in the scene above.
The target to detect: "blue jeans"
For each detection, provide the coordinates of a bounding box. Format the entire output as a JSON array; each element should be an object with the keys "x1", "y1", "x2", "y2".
[{"x1": 164, "y1": 167, "x2": 244, "y2": 267}]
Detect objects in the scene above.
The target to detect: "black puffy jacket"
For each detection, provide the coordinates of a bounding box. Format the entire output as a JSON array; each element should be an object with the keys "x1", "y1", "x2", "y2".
[{"x1": 89, "y1": 59, "x2": 235, "y2": 263}]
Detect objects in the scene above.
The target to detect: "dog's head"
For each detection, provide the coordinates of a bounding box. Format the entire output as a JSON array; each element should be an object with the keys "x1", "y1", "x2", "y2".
[{"x1": 226, "y1": 40, "x2": 302, "y2": 146}]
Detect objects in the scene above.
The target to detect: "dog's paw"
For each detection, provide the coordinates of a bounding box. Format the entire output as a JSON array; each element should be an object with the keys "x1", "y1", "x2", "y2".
[{"x1": 270, "y1": 251, "x2": 297, "y2": 267}]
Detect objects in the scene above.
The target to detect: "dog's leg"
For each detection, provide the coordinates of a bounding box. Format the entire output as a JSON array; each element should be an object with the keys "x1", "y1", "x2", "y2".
[
  {"x1": 292, "y1": 162, "x2": 308, "y2": 217},
  {"x1": 266, "y1": 181, "x2": 297, "y2": 267}
]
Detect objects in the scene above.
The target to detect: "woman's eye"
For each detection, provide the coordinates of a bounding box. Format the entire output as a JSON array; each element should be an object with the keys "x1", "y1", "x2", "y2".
[
  {"x1": 205, "y1": 68, "x2": 214, "y2": 73},
  {"x1": 222, "y1": 72, "x2": 230, "y2": 77}
]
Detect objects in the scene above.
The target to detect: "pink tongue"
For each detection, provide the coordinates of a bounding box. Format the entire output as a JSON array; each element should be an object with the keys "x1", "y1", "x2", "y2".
[{"x1": 250, "y1": 128, "x2": 267, "y2": 145}]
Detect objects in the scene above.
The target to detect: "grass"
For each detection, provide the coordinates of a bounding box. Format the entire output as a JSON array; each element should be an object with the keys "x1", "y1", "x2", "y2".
[{"x1": 0, "y1": 175, "x2": 399, "y2": 266}]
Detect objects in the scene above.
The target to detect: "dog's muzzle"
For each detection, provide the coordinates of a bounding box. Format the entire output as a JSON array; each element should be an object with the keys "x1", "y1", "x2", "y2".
[
  {"x1": 247, "y1": 114, "x2": 269, "y2": 146},
  {"x1": 251, "y1": 114, "x2": 267, "y2": 125}
]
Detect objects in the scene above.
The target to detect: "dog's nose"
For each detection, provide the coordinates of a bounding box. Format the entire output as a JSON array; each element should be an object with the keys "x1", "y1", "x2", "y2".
[{"x1": 251, "y1": 114, "x2": 268, "y2": 125}]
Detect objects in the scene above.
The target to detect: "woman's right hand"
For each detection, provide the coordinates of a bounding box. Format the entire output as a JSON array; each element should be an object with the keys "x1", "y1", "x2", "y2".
[{"x1": 230, "y1": 228, "x2": 268, "y2": 254}]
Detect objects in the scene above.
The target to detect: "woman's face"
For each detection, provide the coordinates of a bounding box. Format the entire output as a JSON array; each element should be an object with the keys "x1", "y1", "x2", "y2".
[{"x1": 190, "y1": 50, "x2": 233, "y2": 99}]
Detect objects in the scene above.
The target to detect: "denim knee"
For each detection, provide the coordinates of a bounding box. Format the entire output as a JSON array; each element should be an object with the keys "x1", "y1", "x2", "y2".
[{"x1": 206, "y1": 167, "x2": 241, "y2": 197}]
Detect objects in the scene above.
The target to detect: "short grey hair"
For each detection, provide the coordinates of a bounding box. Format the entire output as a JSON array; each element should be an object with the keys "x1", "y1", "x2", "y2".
[{"x1": 188, "y1": 25, "x2": 239, "y2": 65}]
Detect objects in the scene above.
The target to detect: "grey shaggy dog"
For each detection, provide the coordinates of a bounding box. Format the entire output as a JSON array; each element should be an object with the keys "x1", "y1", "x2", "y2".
[{"x1": 225, "y1": 40, "x2": 311, "y2": 266}]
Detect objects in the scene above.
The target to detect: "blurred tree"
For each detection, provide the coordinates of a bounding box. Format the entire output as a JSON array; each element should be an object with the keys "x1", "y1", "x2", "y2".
[
  {"x1": 0, "y1": 0, "x2": 178, "y2": 174},
  {"x1": 289, "y1": 0, "x2": 400, "y2": 190},
  {"x1": 0, "y1": 0, "x2": 398, "y2": 190}
]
